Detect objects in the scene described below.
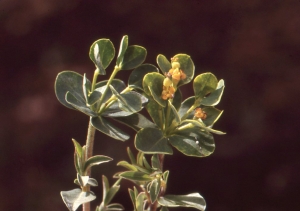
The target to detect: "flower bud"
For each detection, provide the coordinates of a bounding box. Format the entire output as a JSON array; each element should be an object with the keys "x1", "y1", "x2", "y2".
[
  {"x1": 163, "y1": 77, "x2": 173, "y2": 87},
  {"x1": 171, "y1": 61, "x2": 180, "y2": 69}
]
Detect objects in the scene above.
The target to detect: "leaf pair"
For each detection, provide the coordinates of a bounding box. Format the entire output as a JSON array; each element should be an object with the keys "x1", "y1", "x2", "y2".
[
  {"x1": 89, "y1": 36, "x2": 147, "y2": 75},
  {"x1": 72, "y1": 139, "x2": 112, "y2": 176}
]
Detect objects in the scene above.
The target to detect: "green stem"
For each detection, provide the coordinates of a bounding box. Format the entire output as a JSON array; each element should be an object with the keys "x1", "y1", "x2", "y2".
[
  {"x1": 82, "y1": 69, "x2": 100, "y2": 211},
  {"x1": 98, "y1": 66, "x2": 121, "y2": 113},
  {"x1": 91, "y1": 69, "x2": 100, "y2": 92},
  {"x1": 83, "y1": 120, "x2": 96, "y2": 211}
]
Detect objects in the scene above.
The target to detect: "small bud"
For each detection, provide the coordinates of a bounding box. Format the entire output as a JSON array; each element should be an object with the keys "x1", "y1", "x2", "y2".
[
  {"x1": 171, "y1": 61, "x2": 180, "y2": 69},
  {"x1": 163, "y1": 77, "x2": 173, "y2": 87}
]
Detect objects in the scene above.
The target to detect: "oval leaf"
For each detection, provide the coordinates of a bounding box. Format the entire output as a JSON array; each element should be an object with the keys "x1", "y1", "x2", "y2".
[
  {"x1": 143, "y1": 72, "x2": 166, "y2": 107},
  {"x1": 170, "y1": 125, "x2": 215, "y2": 157},
  {"x1": 89, "y1": 39, "x2": 115, "y2": 75},
  {"x1": 116, "y1": 35, "x2": 129, "y2": 66},
  {"x1": 178, "y1": 96, "x2": 195, "y2": 119},
  {"x1": 120, "y1": 45, "x2": 147, "y2": 70},
  {"x1": 65, "y1": 92, "x2": 97, "y2": 117},
  {"x1": 202, "y1": 107, "x2": 223, "y2": 127},
  {"x1": 157, "y1": 54, "x2": 171, "y2": 74},
  {"x1": 193, "y1": 73, "x2": 218, "y2": 104},
  {"x1": 172, "y1": 54, "x2": 195, "y2": 87},
  {"x1": 201, "y1": 79, "x2": 225, "y2": 106},
  {"x1": 55, "y1": 71, "x2": 86, "y2": 109},
  {"x1": 149, "y1": 178, "x2": 161, "y2": 203},
  {"x1": 135, "y1": 127, "x2": 173, "y2": 154},
  {"x1": 146, "y1": 99, "x2": 165, "y2": 130}
]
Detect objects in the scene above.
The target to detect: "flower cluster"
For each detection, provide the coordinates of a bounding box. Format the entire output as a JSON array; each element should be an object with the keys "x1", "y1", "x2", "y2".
[
  {"x1": 161, "y1": 57, "x2": 186, "y2": 100},
  {"x1": 194, "y1": 107, "x2": 207, "y2": 120}
]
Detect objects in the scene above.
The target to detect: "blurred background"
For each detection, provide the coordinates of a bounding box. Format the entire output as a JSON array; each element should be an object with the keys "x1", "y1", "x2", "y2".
[{"x1": 1, "y1": 0, "x2": 299, "y2": 210}]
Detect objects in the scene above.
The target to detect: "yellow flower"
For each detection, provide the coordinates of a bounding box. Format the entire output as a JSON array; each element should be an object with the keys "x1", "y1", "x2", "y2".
[
  {"x1": 194, "y1": 108, "x2": 207, "y2": 120},
  {"x1": 161, "y1": 85, "x2": 175, "y2": 100}
]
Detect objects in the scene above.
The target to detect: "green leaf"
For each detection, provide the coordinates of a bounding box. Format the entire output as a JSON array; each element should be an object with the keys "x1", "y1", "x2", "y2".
[
  {"x1": 119, "y1": 171, "x2": 153, "y2": 182},
  {"x1": 158, "y1": 193, "x2": 206, "y2": 211},
  {"x1": 65, "y1": 92, "x2": 97, "y2": 117},
  {"x1": 106, "y1": 203, "x2": 124, "y2": 211},
  {"x1": 72, "y1": 139, "x2": 83, "y2": 159},
  {"x1": 128, "y1": 189, "x2": 136, "y2": 210},
  {"x1": 157, "y1": 54, "x2": 172, "y2": 74},
  {"x1": 146, "y1": 99, "x2": 165, "y2": 130},
  {"x1": 60, "y1": 189, "x2": 96, "y2": 211},
  {"x1": 135, "y1": 127, "x2": 173, "y2": 154},
  {"x1": 82, "y1": 74, "x2": 91, "y2": 102},
  {"x1": 172, "y1": 54, "x2": 195, "y2": 87},
  {"x1": 95, "y1": 79, "x2": 126, "y2": 98},
  {"x1": 109, "y1": 86, "x2": 143, "y2": 113},
  {"x1": 143, "y1": 156, "x2": 152, "y2": 171},
  {"x1": 170, "y1": 123, "x2": 215, "y2": 157},
  {"x1": 74, "y1": 152, "x2": 82, "y2": 175},
  {"x1": 149, "y1": 178, "x2": 161, "y2": 203},
  {"x1": 83, "y1": 155, "x2": 112, "y2": 172},
  {"x1": 55, "y1": 71, "x2": 86, "y2": 109},
  {"x1": 193, "y1": 73, "x2": 218, "y2": 104},
  {"x1": 202, "y1": 107, "x2": 223, "y2": 127},
  {"x1": 91, "y1": 117, "x2": 130, "y2": 141},
  {"x1": 127, "y1": 147, "x2": 136, "y2": 165},
  {"x1": 120, "y1": 45, "x2": 147, "y2": 70},
  {"x1": 172, "y1": 89, "x2": 182, "y2": 111},
  {"x1": 143, "y1": 72, "x2": 166, "y2": 107},
  {"x1": 104, "y1": 185, "x2": 120, "y2": 205},
  {"x1": 89, "y1": 39, "x2": 115, "y2": 75},
  {"x1": 102, "y1": 175, "x2": 110, "y2": 202},
  {"x1": 136, "y1": 192, "x2": 146, "y2": 211},
  {"x1": 162, "y1": 171, "x2": 169, "y2": 184},
  {"x1": 87, "y1": 90, "x2": 102, "y2": 106},
  {"x1": 117, "y1": 161, "x2": 138, "y2": 171},
  {"x1": 201, "y1": 79, "x2": 225, "y2": 106},
  {"x1": 178, "y1": 96, "x2": 195, "y2": 119},
  {"x1": 151, "y1": 154, "x2": 161, "y2": 170},
  {"x1": 116, "y1": 35, "x2": 129, "y2": 66},
  {"x1": 128, "y1": 64, "x2": 159, "y2": 90},
  {"x1": 103, "y1": 102, "x2": 134, "y2": 117},
  {"x1": 132, "y1": 164, "x2": 152, "y2": 174},
  {"x1": 136, "y1": 152, "x2": 144, "y2": 166},
  {"x1": 114, "y1": 113, "x2": 156, "y2": 131}
]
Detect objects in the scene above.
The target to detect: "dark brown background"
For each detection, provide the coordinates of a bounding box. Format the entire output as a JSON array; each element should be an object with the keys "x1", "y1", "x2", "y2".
[{"x1": 1, "y1": 0, "x2": 299, "y2": 210}]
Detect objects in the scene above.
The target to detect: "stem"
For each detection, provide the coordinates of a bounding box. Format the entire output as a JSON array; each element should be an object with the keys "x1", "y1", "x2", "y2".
[
  {"x1": 82, "y1": 69, "x2": 99, "y2": 211},
  {"x1": 98, "y1": 66, "x2": 121, "y2": 113},
  {"x1": 91, "y1": 69, "x2": 100, "y2": 92},
  {"x1": 83, "y1": 120, "x2": 96, "y2": 211}
]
